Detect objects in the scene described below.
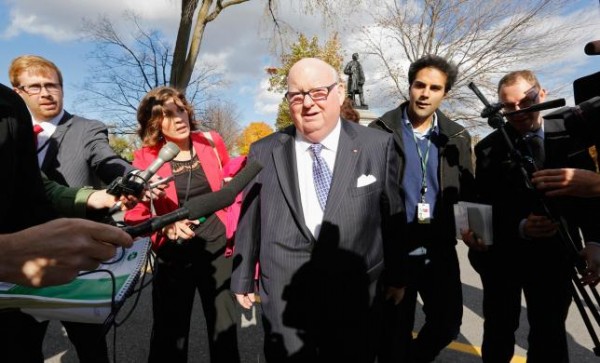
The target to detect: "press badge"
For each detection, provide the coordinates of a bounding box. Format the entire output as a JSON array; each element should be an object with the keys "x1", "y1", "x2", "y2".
[{"x1": 417, "y1": 203, "x2": 431, "y2": 224}]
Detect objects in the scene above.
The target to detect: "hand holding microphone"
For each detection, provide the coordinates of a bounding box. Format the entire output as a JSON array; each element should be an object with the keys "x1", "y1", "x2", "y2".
[
  {"x1": 106, "y1": 142, "x2": 180, "y2": 214},
  {"x1": 122, "y1": 160, "x2": 263, "y2": 238}
]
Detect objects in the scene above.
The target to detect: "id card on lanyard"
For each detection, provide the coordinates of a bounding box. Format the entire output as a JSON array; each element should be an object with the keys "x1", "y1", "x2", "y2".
[{"x1": 414, "y1": 126, "x2": 433, "y2": 224}]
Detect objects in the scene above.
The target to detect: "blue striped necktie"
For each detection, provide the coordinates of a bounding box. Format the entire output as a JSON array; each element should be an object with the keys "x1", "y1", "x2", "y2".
[{"x1": 310, "y1": 143, "x2": 332, "y2": 210}]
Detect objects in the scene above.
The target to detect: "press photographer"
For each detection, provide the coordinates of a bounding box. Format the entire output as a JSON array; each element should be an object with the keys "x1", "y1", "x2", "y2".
[{"x1": 465, "y1": 69, "x2": 600, "y2": 363}]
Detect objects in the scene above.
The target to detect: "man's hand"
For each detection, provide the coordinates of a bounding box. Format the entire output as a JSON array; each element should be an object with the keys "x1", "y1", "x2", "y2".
[
  {"x1": 523, "y1": 214, "x2": 558, "y2": 239},
  {"x1": 581, "y1": 244, "x2": 600, "y2": 286},
  {"x1": 87, "y1": 189, "x2": 138, "y2": 211},
  {"x1": 460, "y1": 228, "x2": 489, "y2": 251},
  {"x1": 532, "y1": 168, "x2": 600, "y2": 198},
  {"x1": 235, "y1": 293, "x2": 257, "y2": 309},
  {"x1": 0, "y1": 218, "x2": 133, "y2": 287}
]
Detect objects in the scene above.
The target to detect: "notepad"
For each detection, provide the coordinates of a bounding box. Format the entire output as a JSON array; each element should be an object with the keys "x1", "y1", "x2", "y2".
[
  {"x1": 0, "y1": 237, "x2": 151, "y2": 323},
  {"x1": 454, "y1": 202, "x2": 493, "y2": 245}
]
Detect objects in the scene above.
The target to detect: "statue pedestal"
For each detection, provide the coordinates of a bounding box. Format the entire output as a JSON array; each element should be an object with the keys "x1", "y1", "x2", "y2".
[{"x1": 357, "y1": 108, "x2": 378, "y2": 127}]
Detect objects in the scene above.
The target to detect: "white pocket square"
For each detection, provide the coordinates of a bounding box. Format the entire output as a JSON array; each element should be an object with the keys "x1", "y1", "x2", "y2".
[{"x1": 357, "y1": 174, "x2": 377, "y2": 187}]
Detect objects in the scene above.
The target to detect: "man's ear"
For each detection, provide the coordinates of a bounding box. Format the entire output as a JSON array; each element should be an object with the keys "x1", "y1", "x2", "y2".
[
  {"x1": 538, "y1": 88, "x2": 547, "y2": 102},
  {"x1": 336, "y1": 83, "x2": 346, "y2": 103}
]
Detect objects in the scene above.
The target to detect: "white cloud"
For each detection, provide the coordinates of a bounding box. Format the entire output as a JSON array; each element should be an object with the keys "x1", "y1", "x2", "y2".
[
  {"x1": 1, "y1": 0, "x2": 178, "y2": 41},
  {"x1": 253, "y1": 78, "x2": 282, "y2": 119},
  {"x1": 2, "y1": 0, "x2": 599, "y2": 124}
]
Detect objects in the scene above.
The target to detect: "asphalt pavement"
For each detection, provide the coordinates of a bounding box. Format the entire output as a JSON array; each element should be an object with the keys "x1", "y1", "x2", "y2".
[{"x1": 43, "y1": 242, "x2": 600, "y2": 362}]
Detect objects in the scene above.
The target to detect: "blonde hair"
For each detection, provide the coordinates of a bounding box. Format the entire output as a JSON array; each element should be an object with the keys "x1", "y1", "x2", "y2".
[
  {"x1": 497, "y1": 70, "x2": 541, "y2": 94},
  {"x1": 9, "y1": 55, "x2": 63, "y2": 87}
]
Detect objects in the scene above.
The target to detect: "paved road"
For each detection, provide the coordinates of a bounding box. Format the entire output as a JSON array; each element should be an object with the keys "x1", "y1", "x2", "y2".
[{"x1": 44, "y1": 242, "x2": 600, "y2": 362}]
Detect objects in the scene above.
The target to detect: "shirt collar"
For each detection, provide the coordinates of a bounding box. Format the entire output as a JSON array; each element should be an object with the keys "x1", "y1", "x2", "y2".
[
  {"x1": 295, "y1": 118, "x2": 341, "y2": 153},
  {"x1": 402, "y1": 108, "x2": 438, "y2": 137},
  {"x1": 31, "y1": 110, "x2": 64, "y2": 134}
]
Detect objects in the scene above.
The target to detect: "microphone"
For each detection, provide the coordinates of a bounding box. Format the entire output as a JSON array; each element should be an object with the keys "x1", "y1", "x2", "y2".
[
  {"x1": 122, "y1": 160, "x2": 263, "y2": 238},
  {"x1": 584, "y1": 40, "x2": 600, "y2": 56},
  {"x1": 134, "y1": 142, "x2": 180, "y2": 183},
  {"x1": 503, "y1": 98, "x2": 566, "y2": 116},
  {"x1": 106, "y1": 142, "x2": 180, "y2": 205}
]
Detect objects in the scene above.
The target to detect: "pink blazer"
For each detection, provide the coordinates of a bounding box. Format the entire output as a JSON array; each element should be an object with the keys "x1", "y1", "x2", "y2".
[{"x1": 124, "y1": 131, "x2": 230, "y2": 250}]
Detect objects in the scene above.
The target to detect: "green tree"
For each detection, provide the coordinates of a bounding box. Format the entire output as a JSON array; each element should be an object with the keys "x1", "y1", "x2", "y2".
[
  {"x1": 109, "y1": 134, "x2": 138, "y2": 161},
  {"x1": 267, "y1": 33, "x2": 343, "y2": 130}
]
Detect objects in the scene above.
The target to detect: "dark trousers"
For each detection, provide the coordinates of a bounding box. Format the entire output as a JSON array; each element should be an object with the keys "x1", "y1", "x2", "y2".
[
  {"x1": 471, "y1": 243, "x2": 572, "y2": 363},
  {"x1": 0, "y1": 311, "x2": 108, "y2": 363},
  {"x1": 379, "y1": 246, "x2": 463, "y2": 363},
  {"x1": 148, "y1": 235, "x2": 240, "y2": 363}
]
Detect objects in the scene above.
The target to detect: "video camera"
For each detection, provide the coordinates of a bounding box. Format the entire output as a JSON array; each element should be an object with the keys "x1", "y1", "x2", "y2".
[{"x1": 544, "y1": 40, "x2": 600, "y2": 148}]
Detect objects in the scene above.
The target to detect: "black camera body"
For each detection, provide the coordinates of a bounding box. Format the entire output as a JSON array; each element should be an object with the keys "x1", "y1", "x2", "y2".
[{"x1": 106, "y1": 172, "x2": 146, "y2": 198}]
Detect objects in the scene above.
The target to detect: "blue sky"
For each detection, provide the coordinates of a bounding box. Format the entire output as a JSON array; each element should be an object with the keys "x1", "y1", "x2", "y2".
[{"x1": 1, "y1": 0, "x2": 599, "y2": 132}]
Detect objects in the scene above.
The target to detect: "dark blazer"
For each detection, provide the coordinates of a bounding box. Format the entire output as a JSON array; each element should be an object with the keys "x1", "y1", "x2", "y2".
[
  {"x1": 40, "y1": 111, "x2": 134, "y2": 188},
  {"x1": 231, "y1": 120, "x2": 405, "y2": 361},
  {"x1": 0, "y1": 83, "x2": 56, "y2": 233},
  {"x1": 370, "y1": 102, "x2": 475, "y2": 249},
  {"x1": 474, "y1": 119, "x2": 600, "y2": 252}
]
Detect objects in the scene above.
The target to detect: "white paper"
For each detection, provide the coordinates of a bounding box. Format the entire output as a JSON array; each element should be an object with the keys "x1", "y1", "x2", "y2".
[{"x1": 454, "y1": 202, "x2": 493, "y2": 245}]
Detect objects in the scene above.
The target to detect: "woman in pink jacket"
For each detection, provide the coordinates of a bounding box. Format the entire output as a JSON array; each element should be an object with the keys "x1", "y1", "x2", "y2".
[{"x1": 125, "y1": 86, "x2": 239, "y2": 363}]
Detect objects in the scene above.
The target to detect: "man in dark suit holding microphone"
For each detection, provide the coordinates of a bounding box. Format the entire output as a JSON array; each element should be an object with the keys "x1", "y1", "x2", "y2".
[{"x1": 231, "y1": 57, "x2": 406, "y2": 363}]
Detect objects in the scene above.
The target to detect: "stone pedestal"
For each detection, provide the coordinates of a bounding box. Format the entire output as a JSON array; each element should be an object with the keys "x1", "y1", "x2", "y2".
[{"x1": 357, "y1": 108, "x2": 378, "y2": 127}]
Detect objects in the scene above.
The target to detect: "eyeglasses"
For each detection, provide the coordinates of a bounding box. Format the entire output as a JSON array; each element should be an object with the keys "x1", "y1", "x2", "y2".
[
  {"x1": 285, "y1": 82, "x2": 337, "y2": 105},
  {"x1": 18, "y1": 83, "x2": 62, "y2": 95},
  {"x1": 502, "y1": 87, "x2": 539, "y2": 113}
]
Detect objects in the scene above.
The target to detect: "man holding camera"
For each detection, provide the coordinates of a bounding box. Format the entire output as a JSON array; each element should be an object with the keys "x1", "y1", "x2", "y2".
[{"x1": 465, "y1": 70, "x2": 600, "y2": 363}]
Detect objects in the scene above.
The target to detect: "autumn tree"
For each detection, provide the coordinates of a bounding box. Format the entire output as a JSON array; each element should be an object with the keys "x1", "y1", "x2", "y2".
[
  {"x1": 267, "y1": 33, "x2": 344, "y2": 130},
  {"x1": 362, "y1": 0, "x2": 591, "y2": 129},
  {"x1": 236, "y1": 122, "x2": 274, "y2": 155}
]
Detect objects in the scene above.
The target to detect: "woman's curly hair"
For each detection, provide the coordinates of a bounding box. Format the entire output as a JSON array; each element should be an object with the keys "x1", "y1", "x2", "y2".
[{"x1": 137, "y1": 86, "x2": 199, "y2": 147}]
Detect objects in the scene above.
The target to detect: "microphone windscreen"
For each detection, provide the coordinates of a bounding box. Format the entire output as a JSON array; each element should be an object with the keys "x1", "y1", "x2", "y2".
[
  {"x1": 222, "y1": 160, "x2": 263, "y2": 195},
  {"x1": 184, "y1": 189, "x2": 237, "y2": 220},
  {"x1": 584, "y1": 40, "x2": 600, "y2": 56},
  {"x1": 183, "y1": 160, "x2": 262, "y2": 220},
  {"x1": 158, "y1": 142, "x2": 180, "y2": 162}
]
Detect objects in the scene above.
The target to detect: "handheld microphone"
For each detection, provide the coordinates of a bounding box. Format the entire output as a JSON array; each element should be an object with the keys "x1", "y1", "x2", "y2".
[
  {"x1": 106, "y1": 142, "x2": 180, "y2": 209},
  {"x1": 122, "y1": 160, "x2": 263, "y2": 239},
  {"x1": 584, "y1": 40, "x2": 600, "y2": 56},
  {"x1": 134, "y1": 142, "x2": 180, "y2": 183}
]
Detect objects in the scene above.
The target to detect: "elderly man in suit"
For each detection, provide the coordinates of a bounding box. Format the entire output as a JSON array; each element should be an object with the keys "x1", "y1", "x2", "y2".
[
  {"x1": 231, "y1": 57, "x2": 406, "y2": 363},
  {"x1": 465, "y1": 70, "x2": 600, "y2": 363},
  {"x1": 7, "y1": 55, "x2": 135, "y2": 363}
]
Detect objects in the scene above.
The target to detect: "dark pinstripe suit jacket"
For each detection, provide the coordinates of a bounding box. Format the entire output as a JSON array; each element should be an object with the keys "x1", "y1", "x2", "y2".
[
  {"x1": 231, "y1": 120, "x2": 405, "y2": 360},
  {"x1": 40, "y1": 111, "x2": 134, "y2": 188}
]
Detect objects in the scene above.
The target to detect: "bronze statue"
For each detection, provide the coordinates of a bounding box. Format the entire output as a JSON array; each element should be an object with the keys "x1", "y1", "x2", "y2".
[{"x1": 344, "y1": 53, "x2": 367, "y2": 108}]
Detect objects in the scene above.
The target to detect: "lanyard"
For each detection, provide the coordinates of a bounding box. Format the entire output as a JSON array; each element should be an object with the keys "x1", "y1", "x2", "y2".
[{"x1": 412, "y1": 125, "x2": 433, "y2": 203}]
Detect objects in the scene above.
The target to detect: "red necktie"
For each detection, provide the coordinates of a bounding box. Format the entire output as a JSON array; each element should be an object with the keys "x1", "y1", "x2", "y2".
[{"x1": 33, "y1": 124, "x2": 43, "y2": 148}]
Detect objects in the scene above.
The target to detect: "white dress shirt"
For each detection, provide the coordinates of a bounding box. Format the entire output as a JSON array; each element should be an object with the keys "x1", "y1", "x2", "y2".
[
  {"x1": 32, "y1": 110, "x2": 64, "y2": 167},
  {"x1": 295, "y1": 119, "x2": 341, "y2": 239}
]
